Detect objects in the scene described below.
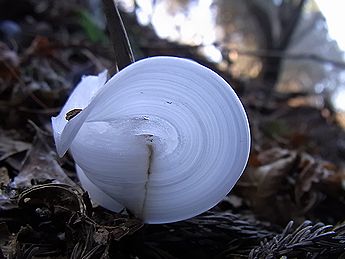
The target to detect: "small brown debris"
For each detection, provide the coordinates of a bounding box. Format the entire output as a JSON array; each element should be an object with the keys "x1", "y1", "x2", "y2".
[{"x1": 65, "y1": 109, "x2": 83, "y2": 121}]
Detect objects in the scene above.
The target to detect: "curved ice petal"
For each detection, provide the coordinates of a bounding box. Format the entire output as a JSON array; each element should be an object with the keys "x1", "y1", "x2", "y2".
[
  {"x1": 76, "y1": 164, "x2": 124, "y2": 212},
  {"x1": 52, "y1": 70, "x2": 108, "y2": 156}
]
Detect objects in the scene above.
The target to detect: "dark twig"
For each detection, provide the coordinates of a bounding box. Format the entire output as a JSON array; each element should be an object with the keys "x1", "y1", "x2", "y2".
[{"x1": 102, "y1": 0, "x2": 134, "y2": 76}]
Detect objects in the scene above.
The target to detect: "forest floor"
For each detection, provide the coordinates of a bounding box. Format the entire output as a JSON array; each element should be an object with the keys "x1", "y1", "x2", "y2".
[{"x1": 0, "y1": 1, "x2": 345, "y2": 258}]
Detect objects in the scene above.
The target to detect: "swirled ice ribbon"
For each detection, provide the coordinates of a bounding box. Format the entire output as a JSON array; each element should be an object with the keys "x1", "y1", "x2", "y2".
[{"x1": 52, "y1": 56, "x2": 250, "y2": 223}]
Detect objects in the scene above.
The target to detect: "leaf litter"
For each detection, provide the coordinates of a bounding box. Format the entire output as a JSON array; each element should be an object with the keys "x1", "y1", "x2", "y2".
[{"x1": 0, "y1": 0, "x2": 345, "y2": 258}]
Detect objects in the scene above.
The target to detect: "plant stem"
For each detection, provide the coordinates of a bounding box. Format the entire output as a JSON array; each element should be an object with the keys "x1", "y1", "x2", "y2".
[{"x1": 102, "y1": 0, "x2": 134, "y2": 76}]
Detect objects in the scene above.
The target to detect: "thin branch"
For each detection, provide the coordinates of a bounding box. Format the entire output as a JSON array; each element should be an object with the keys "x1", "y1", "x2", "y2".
[
  {"x1": 137, "y1": 41, "x2": 345, "y2": 69},
  {"x1": 102, "y1": 0, "x2": 134, "y2": 77},
  {"x1": 222, "y1": 48, "x2": 345, "y2": 69}
]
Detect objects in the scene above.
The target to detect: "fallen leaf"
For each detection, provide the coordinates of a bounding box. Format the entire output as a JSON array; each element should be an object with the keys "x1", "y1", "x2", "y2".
[
  {"x1": 13, "y1": 129, "x2": 75, "y2": 188},
  {"x1": 0, "y1": 42, "x2": 19, "y2": 81},
  {"x1": 0, "y1": 167, "x2": 10, "y2": 185},
  {"x1": 24, "y1": 36, "x2": 55, "y2": 58},
  {"x1": 0, "y1": 129, "x2": 31, "y2": 162}
]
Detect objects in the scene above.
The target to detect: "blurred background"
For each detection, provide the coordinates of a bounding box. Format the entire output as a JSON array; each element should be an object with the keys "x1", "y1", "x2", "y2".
[
  {"x1": 119, "y1": 0, "x2": 345, "y2": 113},
  {"x1": 2, "y1": 0, "x2": 345, "y2": 113},
  {"x1": 0, "y1": 1, "x2": 344, "y2": 110},
  {"x1": 113, "y1": 0, "x2": 345, "y2": 111}
]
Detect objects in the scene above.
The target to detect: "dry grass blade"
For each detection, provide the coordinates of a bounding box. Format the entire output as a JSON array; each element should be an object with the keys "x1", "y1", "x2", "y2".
[
  {"x1": 102, "y1": 0, "x2": 134, "y2": 76},
  {"x1": 70, "y1": 226, "x2": 106, "y2": 259}
]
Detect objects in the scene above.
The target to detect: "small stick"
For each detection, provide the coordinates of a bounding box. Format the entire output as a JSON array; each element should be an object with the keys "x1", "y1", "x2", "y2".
[{"x1": 102, "y1": 0, "x2": 135, "y2": 77}]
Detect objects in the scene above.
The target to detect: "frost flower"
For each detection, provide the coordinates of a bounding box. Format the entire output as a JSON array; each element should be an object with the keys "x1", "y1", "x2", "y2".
[{"x1": 52, "y1": 56, "x2": 250, "y2": 223}]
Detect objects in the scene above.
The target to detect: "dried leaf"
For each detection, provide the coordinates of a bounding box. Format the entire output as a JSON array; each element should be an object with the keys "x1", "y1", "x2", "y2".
[
  {"x1": 18, "y1": 183, "x2": 88, "y2": 215},
  {"x1": 0, "y1": 42, "x2": 19, "y2": 81},
  {"x1": 24, "y1": 36, "x2": 55, "y2": 58},
  {"x1": 13, "y1": 129, "x2": 75, "y2": 188},
  {"x1": 0, "y1": 129, "x2": 31, "y2": 162},
  {"x1": 236, "y1": 147, "x2": 345, "y2": 224},
  {"x1": 0, "y1": 167, "x2": 10, "y2": 185}
]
